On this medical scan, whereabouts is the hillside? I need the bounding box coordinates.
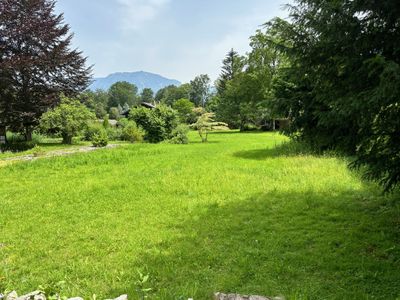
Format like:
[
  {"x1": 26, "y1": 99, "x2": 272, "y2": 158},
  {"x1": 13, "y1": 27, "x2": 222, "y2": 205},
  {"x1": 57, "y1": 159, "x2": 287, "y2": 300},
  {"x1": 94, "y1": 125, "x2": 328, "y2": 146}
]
[{"x1": 89, "y1": 71, "x2": 181, "y2": 92}]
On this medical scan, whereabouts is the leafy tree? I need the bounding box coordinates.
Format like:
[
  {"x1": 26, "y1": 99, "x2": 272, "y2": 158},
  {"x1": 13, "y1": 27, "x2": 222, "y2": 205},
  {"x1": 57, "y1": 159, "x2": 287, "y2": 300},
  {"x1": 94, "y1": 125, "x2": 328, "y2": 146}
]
[
  {"x1": 219, "y1": 72, "x2": 268, "y2": 130},
  {"x1": 173, "y1": 98, "x2": 195, "y2": 124},
  {"x1": 272, "y1": 0, "x2": 400, "y2": 191},
  {"x1": 141, "y1": 88, "x2": 154, "y2": 103},
  {"x1": 0, "y1": 0, "x2": 91, "y2": 141},
  {"x1": 155, "y1": 84, "x2": 191, "y2": 106},
  {"x1": 40, "y1": 96, "x2": 95, "y2": 144},
  {"x1": 108, "y1": 81, "x2": 139, "y2": 108},
  {"x1": 190, "y1": 112, "x2": 228, "y2": 143},
  {"x1": 190, "y1": 75, "x2": 211, "y2": 107}
]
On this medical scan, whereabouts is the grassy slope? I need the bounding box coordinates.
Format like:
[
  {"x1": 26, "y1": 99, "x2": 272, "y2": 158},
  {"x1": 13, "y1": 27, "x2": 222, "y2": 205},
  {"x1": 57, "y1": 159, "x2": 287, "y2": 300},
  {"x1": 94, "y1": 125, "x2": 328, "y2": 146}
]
[{"x1": 0, "y1": 132, "x2": 399, "y2": 299}]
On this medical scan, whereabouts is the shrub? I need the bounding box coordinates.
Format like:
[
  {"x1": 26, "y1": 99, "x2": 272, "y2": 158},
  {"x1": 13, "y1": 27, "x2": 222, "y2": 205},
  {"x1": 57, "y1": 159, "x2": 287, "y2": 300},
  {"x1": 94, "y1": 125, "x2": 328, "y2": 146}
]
[
  {"x1": 121, "y1": 121, "x2": 145, "y2": 143},
  {"x1": 129, "y1": 105, "x2": 179, "y2": 143},
  {"x1": 32, "y1": 145, "x2": 45, "y2": 157},
  {"x1": 84, "y1": 122, "x2": 103, "y2": 141},
  {"x1": 116, "y1": 118, "x2": 130, "y2": 129},
  {"x1": 167, "y1": 124, "x2": 189, "y2": 144},
  {"x1": 91, "y1": 129, "x2": 108, "y2": 147},
  {"x1": 106, "y1": 126, "x2": 122, "y2": 141},
  {"x1": 40, "y1": 96, "x2": 96, "y2": 144}
]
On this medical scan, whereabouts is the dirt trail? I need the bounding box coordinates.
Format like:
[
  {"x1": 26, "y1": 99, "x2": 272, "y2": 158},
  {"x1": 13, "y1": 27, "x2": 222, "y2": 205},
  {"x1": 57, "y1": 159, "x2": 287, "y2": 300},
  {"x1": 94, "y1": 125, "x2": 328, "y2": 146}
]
[{"x1": 0, "y1": 144, "x2": 119, "y2": 166}]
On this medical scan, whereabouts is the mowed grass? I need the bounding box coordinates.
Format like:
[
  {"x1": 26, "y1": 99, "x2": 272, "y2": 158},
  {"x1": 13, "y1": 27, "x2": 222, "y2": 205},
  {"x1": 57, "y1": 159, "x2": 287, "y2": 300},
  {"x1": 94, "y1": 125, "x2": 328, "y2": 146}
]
[{"x1": 0, "y1": 132, "x2": 399, "y2": 299}]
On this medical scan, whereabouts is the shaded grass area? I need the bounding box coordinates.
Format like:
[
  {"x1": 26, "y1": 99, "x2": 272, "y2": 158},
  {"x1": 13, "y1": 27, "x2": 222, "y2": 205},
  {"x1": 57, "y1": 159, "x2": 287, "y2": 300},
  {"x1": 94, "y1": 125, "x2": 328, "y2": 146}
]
[{"x1": 0, "y1": 132, "x2": 399, "y2": 299}]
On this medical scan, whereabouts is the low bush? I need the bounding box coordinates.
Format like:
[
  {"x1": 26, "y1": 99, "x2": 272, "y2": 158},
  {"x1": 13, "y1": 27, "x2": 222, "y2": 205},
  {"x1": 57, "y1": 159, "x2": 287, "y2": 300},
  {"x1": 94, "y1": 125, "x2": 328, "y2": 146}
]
[
  {"x1": 121, "y1": 121, "x2": 145, "y2": 143},
  {"x1": 167, "y1": 124, "x2": 189, "y2": 144},
  {"x1": 84, "y1": 123, "x2": 104, "y2": 141},
  {"x1": 92, "y1": 129, "x2": 109, "y2": 147},
  {"x1": 106, "y1": 126, "x2": 122, "y2": 141},
  {"x1": 32, "y1": 145, "x2": 45, "y2": 157}
]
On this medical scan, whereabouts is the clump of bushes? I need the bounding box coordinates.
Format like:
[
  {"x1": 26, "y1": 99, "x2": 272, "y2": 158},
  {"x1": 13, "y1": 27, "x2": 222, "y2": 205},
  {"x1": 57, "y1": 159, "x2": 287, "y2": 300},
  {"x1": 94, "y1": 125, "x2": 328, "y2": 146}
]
[
  {"x1": 84, "y1": 122, "x2": 109, "y2": 147},
  {"x1": 129, "y1": 105, "x2": 179, "y2": 143},
  {"x1": 167, "y1": 124, "x2": 189, "y2": 144},
  {"x1": 91, "y1": 129, "x2": 108, "y2": 147},
  {"x1": 121, "y1": 121, "x2": 145, "y2": 143}
]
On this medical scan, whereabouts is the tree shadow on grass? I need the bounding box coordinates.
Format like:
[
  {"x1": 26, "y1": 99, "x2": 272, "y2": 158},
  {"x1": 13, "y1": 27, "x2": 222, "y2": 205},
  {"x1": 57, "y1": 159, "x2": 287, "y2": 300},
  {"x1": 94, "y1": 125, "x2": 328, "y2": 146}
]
[
  {"x1": 233, "y1": 141, "x2": 321, "y2": 160},
  {"x1": 107, "y1": 189, "x2": 400, "y2": 299}
]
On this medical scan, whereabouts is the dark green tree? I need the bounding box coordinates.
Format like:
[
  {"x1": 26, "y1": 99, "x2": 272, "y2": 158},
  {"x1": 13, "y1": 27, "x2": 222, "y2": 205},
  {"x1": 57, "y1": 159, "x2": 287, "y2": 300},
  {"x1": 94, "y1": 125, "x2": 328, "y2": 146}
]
[
  {"x1": 0, "y1": 0, "x2": 91, "y2": 142},
  {"x1": 108, "y1": 81, "x2": 139, "y2": 109},
  {"x1": 216, "y1": 49, "x2": 245, "y2": 96},
  {"x1": 155, "y1": 84, "x2": 191, "y2": 106},
  {"x1": 140, "y1": 88, "x2": 154, "y2": 103}
]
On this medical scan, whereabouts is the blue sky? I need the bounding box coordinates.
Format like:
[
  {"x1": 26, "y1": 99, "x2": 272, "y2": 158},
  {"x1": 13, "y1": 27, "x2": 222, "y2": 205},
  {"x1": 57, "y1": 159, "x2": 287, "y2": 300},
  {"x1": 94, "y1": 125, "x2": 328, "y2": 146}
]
[{"x1": 55, "y1": 0, "x2": 291, "y2": 83}]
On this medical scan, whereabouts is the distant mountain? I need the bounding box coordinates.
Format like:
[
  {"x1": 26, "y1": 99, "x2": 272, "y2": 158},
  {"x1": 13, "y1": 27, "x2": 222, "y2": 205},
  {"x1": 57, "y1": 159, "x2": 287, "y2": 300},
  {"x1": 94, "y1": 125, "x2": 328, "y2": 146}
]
[{"x1": 89, "y1": 71, "x2": 181, "y2": 92}]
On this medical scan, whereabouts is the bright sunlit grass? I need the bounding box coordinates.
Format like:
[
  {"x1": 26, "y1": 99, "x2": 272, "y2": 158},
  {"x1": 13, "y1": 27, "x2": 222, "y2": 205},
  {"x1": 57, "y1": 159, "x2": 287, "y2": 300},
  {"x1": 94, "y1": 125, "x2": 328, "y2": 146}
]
[{"x1": 0, "y1": 132, "x2": 399, "y2": 299}]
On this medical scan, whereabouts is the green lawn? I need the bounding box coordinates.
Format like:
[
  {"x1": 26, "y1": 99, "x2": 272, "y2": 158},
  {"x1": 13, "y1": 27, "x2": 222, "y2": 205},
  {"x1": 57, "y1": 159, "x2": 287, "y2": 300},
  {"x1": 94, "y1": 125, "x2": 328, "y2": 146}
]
[{"x1": 0, "y1": 132, "x2": 399, "y2": 299}]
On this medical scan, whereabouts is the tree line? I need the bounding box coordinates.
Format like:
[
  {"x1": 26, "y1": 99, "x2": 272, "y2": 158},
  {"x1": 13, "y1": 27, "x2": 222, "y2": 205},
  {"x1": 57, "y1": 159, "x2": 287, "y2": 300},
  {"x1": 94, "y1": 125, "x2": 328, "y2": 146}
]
[{"x1": 207, "y1": 0, "x2": 399, "y2": 191}]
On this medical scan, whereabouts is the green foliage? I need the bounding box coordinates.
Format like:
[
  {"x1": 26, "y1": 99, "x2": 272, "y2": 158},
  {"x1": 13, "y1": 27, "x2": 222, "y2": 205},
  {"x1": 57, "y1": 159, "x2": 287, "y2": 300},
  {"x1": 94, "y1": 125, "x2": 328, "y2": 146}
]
[
  {"x1": 134, "y1": 271, "x2": 152, "y2": 300},
  {"x1": 102, "y1": 116, "x2": 110, "y2": 128},
  {"x1": 189, "y1": 75, "x2": 211, "y2": 107},
  {"x1": 172, "y1": 98, "x2": 195, "y2": 124},
  {"x1": 215, "y1": 49, "x2": 245, "y2": 96},
  {"x1": 129, "y1": 105, "x2": 179, "y2": 143},
  {"x1": 270, "y1": 0, "x2": 400, "y2": 191},
  {"x1": 167, "y1": 124, "x2": 189, "y2": 144},
  {"x1": 32, "y1": 145, "x2": 45, "y2": 157},
  {"x1": 190, "y1": 112, "x2": 228, "y2": 142},
  {"x1": 79, "y1": 90, "x2": 108, "y2": 118},
  {"x1": 91, "y1": 129, "x2": 108, "y2": 148},
  {"x1": 40, "y1": 96, "x2": 96, "y2": 144},
  {"x1": 140, "y1": 88, "x2": 154, "y2": 103},
  {"x1": 155, "y1": 84, "x2": 191, "y2": 106},
  {"x1": 84, "y1": 123, "x2": 103, "y2": 141},
  {"x1": 105, "y1": 126, "x2": 122, "y2": 141},
  {"x1": 121, "y1": 121, "x2": 145, "y2": 143},
  {"x1": 218, "y1": 72, "x2": 268, "y2": 130},
  {"x1": 214, "y1": 31, "x2": 286, "y2": 130},
  {"x1": 108, "y1": 81, "x2": 139, "y2": 108},
  {"x1": 109, "y1": 107, "x2": 120, "y2": 120}
]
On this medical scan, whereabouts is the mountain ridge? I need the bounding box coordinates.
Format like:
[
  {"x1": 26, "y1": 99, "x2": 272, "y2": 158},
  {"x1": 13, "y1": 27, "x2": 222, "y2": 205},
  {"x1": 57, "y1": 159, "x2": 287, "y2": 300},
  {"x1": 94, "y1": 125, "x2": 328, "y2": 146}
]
[{"x1": 89, "y1": 71, "x2": 181, "y2": 92}]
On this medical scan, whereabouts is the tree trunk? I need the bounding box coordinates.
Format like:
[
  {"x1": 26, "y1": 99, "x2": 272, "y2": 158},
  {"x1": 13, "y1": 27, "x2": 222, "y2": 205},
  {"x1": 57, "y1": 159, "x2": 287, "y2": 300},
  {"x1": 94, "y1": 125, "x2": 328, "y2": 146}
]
[
  {"x1": 0, "y1": 125, "x2": 6, "y2": 145},
  {"x1": 272, "y1": 119, "x2": 276, "y2": 131},
  {"x1": 25, "y1": 126, "x2": 33, "y2": 142}
]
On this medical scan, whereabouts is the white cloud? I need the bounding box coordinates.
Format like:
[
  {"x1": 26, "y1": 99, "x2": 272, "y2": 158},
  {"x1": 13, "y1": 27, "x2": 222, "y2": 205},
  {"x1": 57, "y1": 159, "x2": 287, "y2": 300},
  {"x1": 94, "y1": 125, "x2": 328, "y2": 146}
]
[{"x1": 116, "y1": 0, "x2": 170, "y2": 31}]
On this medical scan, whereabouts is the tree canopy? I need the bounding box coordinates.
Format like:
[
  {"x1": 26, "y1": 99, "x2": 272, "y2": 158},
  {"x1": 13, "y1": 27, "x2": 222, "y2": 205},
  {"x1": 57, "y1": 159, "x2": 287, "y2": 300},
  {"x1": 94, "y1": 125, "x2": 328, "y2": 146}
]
[{"x1": 108, "y1": 81, "x2": 139, "y2": 109}]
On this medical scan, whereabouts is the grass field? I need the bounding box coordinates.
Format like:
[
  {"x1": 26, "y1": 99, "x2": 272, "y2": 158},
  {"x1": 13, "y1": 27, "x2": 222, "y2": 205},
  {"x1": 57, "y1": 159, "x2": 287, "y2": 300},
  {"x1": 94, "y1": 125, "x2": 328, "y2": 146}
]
[{"x1": 0, "y1": 132, "x2": 399, "y2": 299}]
